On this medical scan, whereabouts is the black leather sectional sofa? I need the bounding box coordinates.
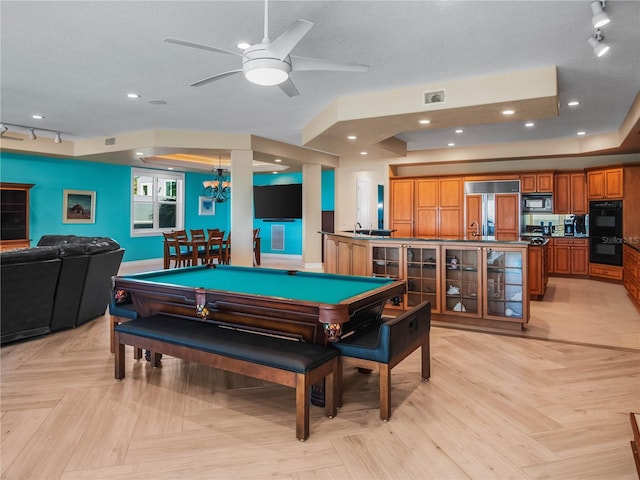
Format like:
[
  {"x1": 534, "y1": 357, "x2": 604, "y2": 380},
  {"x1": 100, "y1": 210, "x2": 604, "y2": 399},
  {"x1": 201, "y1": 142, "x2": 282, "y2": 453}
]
[{"x1": 1, "y1": 235, "x2": 124, "y2": 344}]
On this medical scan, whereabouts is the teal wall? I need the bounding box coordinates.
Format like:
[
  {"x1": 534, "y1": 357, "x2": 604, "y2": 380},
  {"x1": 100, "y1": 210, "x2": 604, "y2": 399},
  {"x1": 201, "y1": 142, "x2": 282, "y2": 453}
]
[
  {"x1": 0, "y1": 152, "x2": 335, "y2": 261},
  {"x1": 0, "y1": 152, "x2": 229, "y2": 261}
]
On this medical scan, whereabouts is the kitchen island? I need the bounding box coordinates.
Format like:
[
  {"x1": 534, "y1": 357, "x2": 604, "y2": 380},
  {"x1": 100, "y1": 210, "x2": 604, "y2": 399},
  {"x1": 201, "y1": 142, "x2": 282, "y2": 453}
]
[{"x1": 322, "y1": 232, "x2": 530, "y2": 331}]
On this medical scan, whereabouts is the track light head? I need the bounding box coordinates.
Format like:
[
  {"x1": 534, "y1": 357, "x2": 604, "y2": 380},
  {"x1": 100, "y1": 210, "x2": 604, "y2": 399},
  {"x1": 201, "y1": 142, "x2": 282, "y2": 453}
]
[
  {"x1": 54, "y1": 132, "x2": 62, "y2": 144},
  {"x1": 29, "y1": 128, "x2": 37, "y2": 140},
  {"x1": 590, "y1": 1, "x2": 610, "y2": 29},
  {"x1": 588, "y1": 29, "x2": 610, "y2": 57}
]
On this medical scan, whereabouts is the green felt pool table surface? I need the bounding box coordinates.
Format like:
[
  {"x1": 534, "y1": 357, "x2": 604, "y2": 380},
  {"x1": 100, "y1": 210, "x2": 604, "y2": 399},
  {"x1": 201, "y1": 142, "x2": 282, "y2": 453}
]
[{"x1": 121, "y1": 265, "x2": 397, "y2": 305}]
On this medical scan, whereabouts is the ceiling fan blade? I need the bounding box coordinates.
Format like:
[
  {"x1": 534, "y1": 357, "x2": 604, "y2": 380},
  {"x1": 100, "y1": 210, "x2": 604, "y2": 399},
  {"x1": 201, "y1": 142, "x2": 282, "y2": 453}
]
[
  {"x1": 290, "y1": 55, "x2": 369, "y2": 73},
  {"x1": 266, "y1": 20, "x2": 313, "y2": 60},
  {"x1": 164, "y1": 37, "x2": 241, "y2": 57},
  {"x1": 278, "y1": 78, "x2": 300, "y2": 97},
  {"x1": 190, "y1": 70, "x2": 243, "y2": 87}
]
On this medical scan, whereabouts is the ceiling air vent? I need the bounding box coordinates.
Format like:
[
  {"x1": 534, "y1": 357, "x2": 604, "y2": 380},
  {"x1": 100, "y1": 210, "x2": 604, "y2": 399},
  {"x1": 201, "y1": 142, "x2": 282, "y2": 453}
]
[
  {"x1": 105, "y1": 137, "x2": 116, "y2": 146},
  {"x1": 423, "y1": 90, "x2": 446, "y2": 105}
]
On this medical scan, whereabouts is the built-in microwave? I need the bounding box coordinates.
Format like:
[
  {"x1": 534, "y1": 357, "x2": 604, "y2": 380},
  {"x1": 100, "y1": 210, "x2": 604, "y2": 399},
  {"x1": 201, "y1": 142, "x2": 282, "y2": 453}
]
[{"x1": 522, "y1": 194, "x2": 553, "y2": 213}]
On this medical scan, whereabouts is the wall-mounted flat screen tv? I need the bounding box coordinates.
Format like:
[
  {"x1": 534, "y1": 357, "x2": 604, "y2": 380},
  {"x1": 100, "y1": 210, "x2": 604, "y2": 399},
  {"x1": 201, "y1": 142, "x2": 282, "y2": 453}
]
[{"x1": 253, "y1": 184, "x2": 302, "y2": 219}]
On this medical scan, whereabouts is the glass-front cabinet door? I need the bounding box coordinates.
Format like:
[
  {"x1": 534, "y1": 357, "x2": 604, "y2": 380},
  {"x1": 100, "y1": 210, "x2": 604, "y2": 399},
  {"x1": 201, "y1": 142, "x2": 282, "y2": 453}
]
[
  {"x1": 405, "y1": 245, "x2": 440, "y2": 313},
  {"x1": 371, "y1": 244, "x2": 403, "y2": 308},
  {"x1": 484, "y1": 247, "x2": 527, "y2": 322},
  {"x1": 442, "y1": 247, "x2": 481, "y2": 317}
]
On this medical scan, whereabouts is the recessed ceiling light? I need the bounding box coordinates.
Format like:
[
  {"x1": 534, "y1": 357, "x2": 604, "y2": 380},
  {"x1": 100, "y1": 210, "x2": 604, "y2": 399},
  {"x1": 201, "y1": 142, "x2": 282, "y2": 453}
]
[
  {"x1": 236, "y1": 42, "x2": 251, "y2": 50},
  {"x1": 135, "y1": 151, "x2": 144, "y2": 156},
  {"x1": 455, "y1": 129, "x2": 463, "y2": 134},
  {"x1": 127, "y1": 93, "x2": 141, "y2": 99},
  {"x1": 272, "y1": 171, "x2": 278, "y2": 174},
  {"x1": 360, "y1": 151, "x2": 368, "y2": 155},
  {"x1": 418, "y1": 119, "x2": 431, "y2": 125},
  {"x1": 167, "y1": 167, "x2": 174, "y2": 170},
  {"x1": 347, "y1": 135, "x2": 357, "y2": 140},
  {"x1": 274, "y1": 158, "x2": 282, "y2": 163},
  {"x1": 525, "y1": 122, "x2": 535, "y2": 127},
  {"x1": 502, "y1": 109, "x2": 515, "y2": 115},
  {"x1": 448, "y1": 143, "x2": 455, "y2": 147},
  {"x1": 32, "y1": 114, "x2": 44, "y2": 119},
  {"x1": 577, "y1": 131, "x2": 586, "y2": 136},
  {"x1": 567, "y1": 101, "x2": 580, "y2": 107}
]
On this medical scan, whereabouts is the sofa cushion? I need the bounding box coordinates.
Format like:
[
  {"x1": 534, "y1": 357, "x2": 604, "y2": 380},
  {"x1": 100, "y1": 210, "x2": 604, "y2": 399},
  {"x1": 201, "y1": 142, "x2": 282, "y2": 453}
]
[{"x1": 0, "y1": 246, "x2": 60, "y2": 265}]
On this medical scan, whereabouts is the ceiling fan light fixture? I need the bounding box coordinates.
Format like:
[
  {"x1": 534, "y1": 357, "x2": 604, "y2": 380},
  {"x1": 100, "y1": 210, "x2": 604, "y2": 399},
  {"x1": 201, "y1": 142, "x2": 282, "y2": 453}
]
[{"x1": 244, "y1": 58, "x2": 290, "y2": 86}]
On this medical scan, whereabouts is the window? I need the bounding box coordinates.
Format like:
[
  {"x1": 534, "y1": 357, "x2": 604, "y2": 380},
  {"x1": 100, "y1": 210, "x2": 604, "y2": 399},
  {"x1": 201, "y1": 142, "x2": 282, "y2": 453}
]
[{"x1": 131, "y1": 168, "x2": 184, "y2": 236}]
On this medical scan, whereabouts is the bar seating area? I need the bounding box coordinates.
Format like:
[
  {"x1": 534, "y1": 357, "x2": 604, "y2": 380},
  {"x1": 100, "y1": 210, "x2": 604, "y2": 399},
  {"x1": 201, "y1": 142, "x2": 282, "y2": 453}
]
[{"x1": 162, "y1": 228, "x2": 261, "y2": 269}]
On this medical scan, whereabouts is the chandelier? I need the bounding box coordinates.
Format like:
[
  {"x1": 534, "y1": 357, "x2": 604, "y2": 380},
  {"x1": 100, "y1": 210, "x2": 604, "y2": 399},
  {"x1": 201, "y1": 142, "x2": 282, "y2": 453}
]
[{"x1": 202, "y1": 157, "x2": 231, "y2": 203}]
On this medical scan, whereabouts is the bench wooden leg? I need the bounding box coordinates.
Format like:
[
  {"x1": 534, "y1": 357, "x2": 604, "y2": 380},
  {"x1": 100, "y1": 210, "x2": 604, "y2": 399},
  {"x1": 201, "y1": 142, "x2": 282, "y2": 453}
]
[
  {"x1": 379, "y1": 363, "x2": 391, "y2": 421},
  {"x1": 150, "y1": 351, "x2": 162, "y2": 368},
  {"x1": 115, "y1": 335, "x2": 125, "y2": 380},
  {"x1": 336, "y1": 357, "x2": 344, "y2": 408},
  {"x1": 421, "y1": 337, "x2": 430, "y2": 380},
  {"x1": 295, "y1": 372, "x2": 310, "y2": 441},
  {"x1": 325, "y1": 360, "x2": 338, "y2": 419}
]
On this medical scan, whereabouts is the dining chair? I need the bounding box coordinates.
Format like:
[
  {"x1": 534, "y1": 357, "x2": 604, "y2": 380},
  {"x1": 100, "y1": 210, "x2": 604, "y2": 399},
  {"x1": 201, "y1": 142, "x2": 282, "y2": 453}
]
[
  {"x1": 190, "y1": 229, "x2": 207, "y2": 265},
  {"x1": 205, "y1": 230, "x2": 225, "y2": 265},
  {"x1": 222, "y1": 231, "x2": 231, "y2": 264},
  {"x1": 163, "y1": 231, "x2": 191, "y2": 268},
  {"x1": 253, "y1": 228, "x2": 261, "y2": 266}
]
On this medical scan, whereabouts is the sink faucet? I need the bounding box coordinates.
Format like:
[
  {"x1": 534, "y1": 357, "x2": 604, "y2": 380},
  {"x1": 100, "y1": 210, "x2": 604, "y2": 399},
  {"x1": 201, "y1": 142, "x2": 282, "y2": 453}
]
[
  {"x1": 470, "y1": 221, "x2": 480, "y2": 238},
  {"x1": 354, "y1": 222, "x2": 361, "y2": 235}
]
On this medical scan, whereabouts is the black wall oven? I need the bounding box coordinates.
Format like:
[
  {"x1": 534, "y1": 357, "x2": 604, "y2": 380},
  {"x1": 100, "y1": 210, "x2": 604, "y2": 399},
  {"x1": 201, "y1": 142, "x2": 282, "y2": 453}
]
[{"x1": 589, "y1": 200, "x2": 623, "y2": 266}]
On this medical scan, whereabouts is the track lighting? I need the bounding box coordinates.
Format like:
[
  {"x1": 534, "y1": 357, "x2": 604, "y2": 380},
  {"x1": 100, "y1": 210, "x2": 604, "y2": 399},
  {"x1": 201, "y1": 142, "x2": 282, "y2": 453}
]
[
  {"x1": 590, "y1": 1, "x2": 610, "y2": 29},
  {"x1": 0, "y1": 123, "x2": 65, "y2": 143},
  {"x1": 588, "y1": 29, "x2": 610, "y2": 57}
]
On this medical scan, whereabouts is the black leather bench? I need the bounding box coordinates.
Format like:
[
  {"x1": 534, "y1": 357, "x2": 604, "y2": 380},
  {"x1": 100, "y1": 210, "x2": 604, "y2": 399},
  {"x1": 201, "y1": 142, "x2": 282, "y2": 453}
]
[{"x1": 114, "y1": 314, "x2": 338, "y2": 441}]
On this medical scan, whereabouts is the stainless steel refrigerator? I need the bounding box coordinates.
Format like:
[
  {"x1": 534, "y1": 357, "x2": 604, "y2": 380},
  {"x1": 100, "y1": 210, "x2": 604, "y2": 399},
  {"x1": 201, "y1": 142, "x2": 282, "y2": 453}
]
[{"x1": 464, "y1": 181, "x2": 520, "y2": 240}]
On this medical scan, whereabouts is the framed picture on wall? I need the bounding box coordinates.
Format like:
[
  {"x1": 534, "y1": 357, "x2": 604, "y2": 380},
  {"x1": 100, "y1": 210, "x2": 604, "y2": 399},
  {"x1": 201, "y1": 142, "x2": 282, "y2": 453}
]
[
  {"x1": 198, "y1": 196, "x2": 215, "y2": 216},
  {"x1": 62, "y1": 189, "x2": 96, "y2": 224}
]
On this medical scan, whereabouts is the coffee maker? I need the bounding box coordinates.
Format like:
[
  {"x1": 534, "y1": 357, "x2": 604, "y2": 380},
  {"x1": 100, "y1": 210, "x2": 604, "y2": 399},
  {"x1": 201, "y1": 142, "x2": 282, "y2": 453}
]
[
  {"x1": 574, "y1": 214, "x2": 587, "y2": 235},
  {"x1": 564, "y1": 218, "x2": 574, "y2": 236}
]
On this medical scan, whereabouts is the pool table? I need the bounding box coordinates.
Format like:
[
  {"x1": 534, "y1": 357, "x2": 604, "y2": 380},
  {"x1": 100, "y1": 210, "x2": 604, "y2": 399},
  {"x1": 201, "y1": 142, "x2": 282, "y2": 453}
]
[{"x1": 113, "y1": 264, "x2": 405, "y2": 344}]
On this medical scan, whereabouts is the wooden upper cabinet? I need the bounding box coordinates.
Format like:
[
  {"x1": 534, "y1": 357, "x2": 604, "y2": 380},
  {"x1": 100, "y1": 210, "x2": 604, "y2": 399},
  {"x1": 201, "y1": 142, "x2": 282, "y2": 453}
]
[
  {"x1": 390, "y1": 179, "x2": 414, "y2": 236},
  {"x1": 495, "y1": 193, "x2": 519, "y2": 241},
  {"x1": 587, "y1": 167, "x2": 623, "y2": 199},
  {"x1": 415, "y1": 177, "x2": 463, "y2": 240},
  {"x1": 520, "y1": 172, "x2": 554, "y2": 193},
  {"x1": 439, "y1": 178, "x2": 462, "y2": 207},
  {"x1": 554, "y1": 172, "x2": 587, "y2": 214}
]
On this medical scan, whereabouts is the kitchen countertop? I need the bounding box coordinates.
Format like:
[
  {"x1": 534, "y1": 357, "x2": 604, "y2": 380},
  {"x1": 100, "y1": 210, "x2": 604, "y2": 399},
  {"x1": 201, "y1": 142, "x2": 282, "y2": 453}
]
[
  {"x1": 321, "y1": 231, "x2": 529, "y2": 245},
  {"x1": 520, "y1": 233, "x2": 589, "y2": 239}
]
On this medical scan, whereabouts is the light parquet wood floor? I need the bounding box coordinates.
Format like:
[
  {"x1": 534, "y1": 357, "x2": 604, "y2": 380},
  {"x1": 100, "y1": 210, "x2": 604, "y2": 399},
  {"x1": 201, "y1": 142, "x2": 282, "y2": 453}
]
[{"x1": 2, "y1": 272, "x2": 639, "y2": 480}]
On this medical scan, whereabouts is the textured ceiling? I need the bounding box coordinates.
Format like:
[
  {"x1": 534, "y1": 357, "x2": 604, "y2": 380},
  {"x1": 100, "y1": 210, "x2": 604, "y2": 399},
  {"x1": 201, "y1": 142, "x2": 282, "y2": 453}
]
[{"x1": 1, "y1": 1, "x2": 639, "y2": 165}]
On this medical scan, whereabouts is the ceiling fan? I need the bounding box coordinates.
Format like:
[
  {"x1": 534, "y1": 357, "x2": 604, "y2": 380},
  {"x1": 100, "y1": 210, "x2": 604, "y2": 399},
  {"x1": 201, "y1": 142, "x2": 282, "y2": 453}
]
[{"x1": 164, "y1": 0, "x2": 368, "y2": 97}]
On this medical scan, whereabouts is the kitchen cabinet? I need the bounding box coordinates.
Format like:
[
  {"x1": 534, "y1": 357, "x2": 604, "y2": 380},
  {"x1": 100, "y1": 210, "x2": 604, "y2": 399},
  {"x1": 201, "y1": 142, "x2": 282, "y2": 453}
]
[
  {"x1": 0, "y1": 183, "x2": 34, "y2": 251},
  {"x1": 623, "y1": 243, "x2": 640, "y2": 307},
  {"x1": 495, "y1": 194, "x2": 519, "y2": 240},
  {"x1": 390, "y1": 179, "x2": 414, "y2": 237},
  {"x1": 323, "y1": 235, "x2": 370, "y2": 276},
  {"x1": 322, "y1": 233, "x2": 530, "y2": 329},
  {"x1": 484, "y1": 247, "x2": 526, "y2": 321},
  {"x1": 442, "y1": 246, "x2": 481, "y2": 317},
  {"x1": 587, "y1": 167, "x2": 624, "y2": 200},
  {"x1": 414, "y1": 177, "x2": 463, "y2": 239},
  {"x1": 554, "y1": 172, "x2": 587, "y2": 214},
  {"x1": 405, "y1": 244, "x2": 441, "y2": 312},
  {"x1": 528, "y1": 242, "x2": 549, "y2": 300},
  {"x1": 552, "y1": 238, "x2": 589, "y2": 276},
  {"x1": 520, "y1": 172, "x2": 554, "y2": 193}
]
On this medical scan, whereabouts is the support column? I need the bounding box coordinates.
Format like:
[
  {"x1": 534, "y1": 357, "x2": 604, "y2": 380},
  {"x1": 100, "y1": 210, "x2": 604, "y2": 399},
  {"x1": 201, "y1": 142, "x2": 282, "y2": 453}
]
[
  {"x1": 302, "y1": 163, "x2": 322, "y2": 269},
  {"x1": 230, "y1": 149, "x2": 254, "y2": 267}
]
